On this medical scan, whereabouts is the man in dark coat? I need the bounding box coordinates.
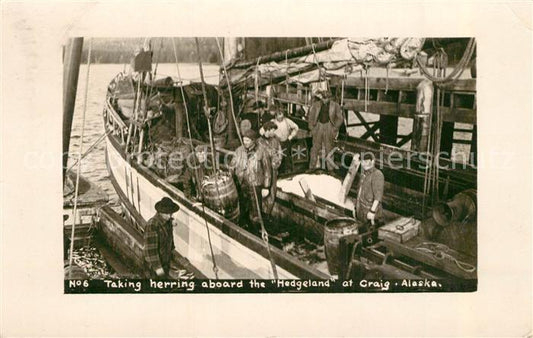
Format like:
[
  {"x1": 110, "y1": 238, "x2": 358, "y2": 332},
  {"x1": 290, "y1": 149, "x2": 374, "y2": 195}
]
[
  {"x1": 230, "y1": 128, "x2": 272, "y2": 226},
  {"x1": 355, "y1": 152, "x2": 384, "y2": 226},
  {"x1": 308, "y1": 89, "x2": 344, "y2": 171},
  {"x1": 257, "y1": 121, "x2": 283, "y2": 214},
  {"x1": 143, "y1": 197, "x2": 180, "y2": 278}
]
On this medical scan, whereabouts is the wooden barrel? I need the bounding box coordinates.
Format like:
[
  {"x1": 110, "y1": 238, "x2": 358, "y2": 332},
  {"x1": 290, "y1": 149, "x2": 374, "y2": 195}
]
[
  {"x1": 324, "y1": 217, "x2": 360, "y2": 275},
  {"x1": 201, "y1": 171, "x2": 240, "y2": 222}
]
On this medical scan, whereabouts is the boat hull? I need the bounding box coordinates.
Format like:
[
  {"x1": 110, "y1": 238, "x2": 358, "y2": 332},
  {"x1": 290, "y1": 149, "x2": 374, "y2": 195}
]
[{"x1": 104, "y1": 133, "x2": 327, "y2": 279}]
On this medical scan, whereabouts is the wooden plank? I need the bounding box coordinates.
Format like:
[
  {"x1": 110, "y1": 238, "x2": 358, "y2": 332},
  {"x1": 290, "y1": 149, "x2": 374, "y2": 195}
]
[
  {"x1": 93, "y1": 236, "x2": 139, "y2": 277},
  {"x1": 344, "y1": 100, "x2": 414, "y2": 118},
  {"x1": 396, "y1": 133, "x2": 413, "y2": 147},
  {"x1": 452, "y1": 139, "x2": 472, "y2": 145},
  {"x1": 354, "y1": 111, "x2": 379, "y2": 142},
  {"x1": 360, "y1": 122, "x2": 380, "y2": 140},
  {"x1": 106, "y1": 100, "x2": 128, "y2": 129},
  {"x1": 298, "y1": 177, "x2": 316, "y2": 202},
  {"x1": 343, "y1": 99, "x2": 476, "y2": 124},
  {"x1": 440, "y1": 106, "x2": 476, "y2": 124},
  {"x1": 331, "y1": 77, "x2": 476, "y2": 93},
  {"x1": 335, "y1": 137, "x2": 477, "y2": 192},
  {"x1": 339, "y1": 154, "x2": 360, "y2": 203},
  {"x1": 454, "y1": 128, "x2": 474, "y2": 133}
]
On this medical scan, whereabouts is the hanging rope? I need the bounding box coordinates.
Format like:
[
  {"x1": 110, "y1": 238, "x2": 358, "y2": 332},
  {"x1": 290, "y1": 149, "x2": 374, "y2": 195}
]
[
  {"x1": 254, "y1": 58, "x2": 260, "y2": 104},
  {"x1": 215, "y1": 37, "x2": 278, "y2": 280},
  {"x1": 66, "y1": 129, "x2": 113, "y2": 173},
  {"x1": 417, "y1": 38, "x2": 476, "y2": 84},
  {"x1": 422, "y1": 46, "x2": 450, "y2": 210},
  {"x1": 68, "y1": 38, "x2": 92, "y2": 278},
  {"x1": 172, "y1": 38, "x2": 219, "y2": 279},
  {"x1": 364, "y1": 65, "x2": 369, "y2": 113},
  {"x1": 310, "y1": 41, "x2": 325, "y2": 85}
]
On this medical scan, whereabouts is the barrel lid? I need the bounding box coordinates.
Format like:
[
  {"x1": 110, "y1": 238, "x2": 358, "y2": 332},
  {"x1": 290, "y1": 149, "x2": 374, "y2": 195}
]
[{"x1": 325, "y1": 217, "x2": 359, "y2": 228}]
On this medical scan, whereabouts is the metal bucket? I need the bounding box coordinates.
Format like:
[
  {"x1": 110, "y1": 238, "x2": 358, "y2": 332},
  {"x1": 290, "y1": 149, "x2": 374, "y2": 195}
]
[
  {"x1": 432, "y1": 189, "x2": 477, "y2": 226},
  {"x1": 324, "y1": 217, "x2": 360, "y2": 275}
]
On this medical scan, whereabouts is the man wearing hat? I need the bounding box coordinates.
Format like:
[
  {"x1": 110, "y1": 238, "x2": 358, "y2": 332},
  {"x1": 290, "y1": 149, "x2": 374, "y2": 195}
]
[
  {"x1": 354, "y1": 152, "x2": 384, "y2": 226},
  {"x1": 258, "y1": 121, "x2": 283, "y2": 214},
  {"x1": 231, "y1": 128, "x2": 272, "y2": 226},
  {"x1": 143, "y1": 197, "x2": 180, "y2": 278},
  {"x1": 308, "y1": 89, "x2": 344, "y2": 171}
]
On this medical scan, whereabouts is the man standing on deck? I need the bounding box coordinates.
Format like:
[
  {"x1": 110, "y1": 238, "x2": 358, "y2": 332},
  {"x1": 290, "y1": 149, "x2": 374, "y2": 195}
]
[
  {"x1": 143, "y1": 197, "x2": 180, "y2": 278},
  {"x1": 308, "y1": 89, "x2": 344, "y2": 171},
  {"x1": 354, "y1": 152, "x2": 385, "y2": 226},
  {"x1": 231, "y1": 129, "x2": 272, "y2": 227},
  {"x1": 258, "y1": 121, "x2": 283, "y2": 214}
]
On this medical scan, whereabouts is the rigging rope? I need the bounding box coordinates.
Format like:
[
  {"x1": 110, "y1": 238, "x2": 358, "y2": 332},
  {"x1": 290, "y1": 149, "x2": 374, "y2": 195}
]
[
  {"x1": 66, "y1": 129, "x2": 113, "y2": 173},
  {"x1": 254, "y1": 58, "x2": 260, "y2": 105},
  {"x1": 215, "y1": 37, "x2": 279, "y2": 280},
  {"x1": 310, "y1": 42, "x2": 322, "y2": 82},
  {"x1": 422, "y1": 46, "x2": 451, "y2": 210},
  {"x1": 364, "y1": 65, "x2": 369, "y2": 113},
  {"x1": 172, "y1": 38, "x2": 219, "y2": 279},
  {"x1": 415, "y1": 242, "x2": 476, "y2": 273},
  {"x1": 68, "y1": 38, "x2": 92, "y2": 279}
]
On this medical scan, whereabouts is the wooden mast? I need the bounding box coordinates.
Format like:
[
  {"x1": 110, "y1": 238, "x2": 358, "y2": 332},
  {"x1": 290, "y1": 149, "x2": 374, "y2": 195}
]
[
  {"x1": 230, "y1": 38, "x2": 338, "y2": 69},
  {"x1": 221, "y1": 38, "x2": 240, "y2": 143},
  {"x1": 63, "y1": 37, "x2": 84, "y2": 183}
]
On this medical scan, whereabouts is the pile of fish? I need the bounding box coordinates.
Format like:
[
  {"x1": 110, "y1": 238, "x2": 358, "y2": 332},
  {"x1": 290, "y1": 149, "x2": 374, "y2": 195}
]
[
  {"x1": 169, "y1": 260, "x2": 195, "y2": 280},
  {"x1": 70, "y1": 246, "x2": 118, "y2": 279},
  {"x1": 169, "y1": 269, "x2": 195, "y2": 280},
  {"x1": 283, "y1": 239, "x2": 326, "y2": 266}
]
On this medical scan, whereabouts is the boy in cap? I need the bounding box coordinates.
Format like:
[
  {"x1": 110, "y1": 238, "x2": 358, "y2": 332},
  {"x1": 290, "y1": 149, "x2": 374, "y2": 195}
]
[
  {"x1": 308, "y1": 89, "x2": 344, "y2": 171},
  {"x1": 231, "y1": 128, "x2": 272, "y2": 227},
  {"x1": 143, "y1": 197, "x2": 180, "y2": 278},
  {"x1": 260, "y1": 108, "x2": 299, "y2": 173}
]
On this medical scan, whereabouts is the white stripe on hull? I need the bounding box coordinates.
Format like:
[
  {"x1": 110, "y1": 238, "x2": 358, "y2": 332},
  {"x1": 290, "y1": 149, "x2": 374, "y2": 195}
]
[{"x1": 106, "y1": 137, "x2": 297, "y2": 279}]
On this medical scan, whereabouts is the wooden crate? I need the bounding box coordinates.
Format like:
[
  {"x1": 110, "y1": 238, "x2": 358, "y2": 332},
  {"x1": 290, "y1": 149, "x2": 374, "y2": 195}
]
[{"x1": 378, "y1": 217, "x2": 420, "y2": 243}]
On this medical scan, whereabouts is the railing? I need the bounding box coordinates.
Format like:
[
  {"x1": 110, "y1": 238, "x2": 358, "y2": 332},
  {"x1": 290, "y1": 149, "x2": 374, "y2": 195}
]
[{"x1": 104, "y1": 97, "x2": 128, "y2": 144}]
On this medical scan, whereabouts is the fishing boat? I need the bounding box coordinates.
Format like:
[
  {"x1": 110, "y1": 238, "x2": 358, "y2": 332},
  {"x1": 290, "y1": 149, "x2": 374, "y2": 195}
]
[{"x1": 94, "y1": 37, "x2": 477, "y2": 281}]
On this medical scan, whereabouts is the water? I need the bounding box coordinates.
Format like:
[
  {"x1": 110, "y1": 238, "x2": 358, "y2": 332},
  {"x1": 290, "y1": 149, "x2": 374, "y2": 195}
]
[{"x1": 67, "y1": 63, "x2": 220, "y2": 207}]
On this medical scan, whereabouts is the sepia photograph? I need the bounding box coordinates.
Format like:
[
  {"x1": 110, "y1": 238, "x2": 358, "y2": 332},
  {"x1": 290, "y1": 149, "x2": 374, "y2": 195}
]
[
  {"x1": 2, "y1": 2, "x2": 531, "y2": 337},
  {"x1": 63, "y1": 36, "x2": 478, "y2": 292}
]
